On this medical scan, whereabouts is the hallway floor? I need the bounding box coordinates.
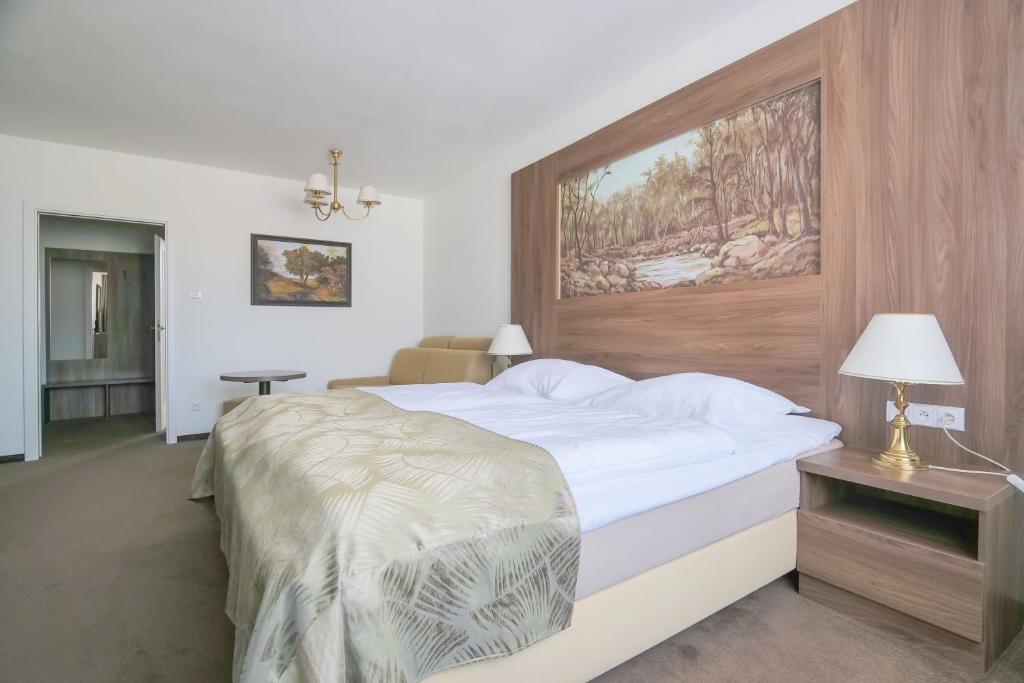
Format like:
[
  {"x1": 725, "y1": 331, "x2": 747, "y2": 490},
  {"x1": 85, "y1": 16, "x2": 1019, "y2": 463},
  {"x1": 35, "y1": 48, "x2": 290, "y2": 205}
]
[{"x1": 41, "y1": 413, "x2": 158, "y2": 457}]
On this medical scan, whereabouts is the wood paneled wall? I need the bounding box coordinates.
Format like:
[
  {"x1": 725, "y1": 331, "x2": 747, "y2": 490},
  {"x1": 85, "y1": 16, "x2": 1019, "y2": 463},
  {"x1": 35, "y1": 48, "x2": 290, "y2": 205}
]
[
  {"x1": 512, "y1": 23, "x2": 827, "y2": 413},
  {"x1": 821, "y1": 0, "x2": 1024, "y2": 469},
  {"x1": 511, "y1": 0, "x2": 1024, "y2": 469}
]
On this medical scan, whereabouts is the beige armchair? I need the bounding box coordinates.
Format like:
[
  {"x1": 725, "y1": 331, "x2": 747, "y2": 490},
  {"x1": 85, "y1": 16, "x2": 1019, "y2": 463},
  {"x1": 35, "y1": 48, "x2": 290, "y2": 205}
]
[
  {"x1": 418, "y1": 335, "x2": 492, "y2": 352},
  {"x1": 327, "y1": 336, "x2": 493, "y2": 389},
  {"x1": 223, "y1": 337, "x2": 493, "y2": 415}
]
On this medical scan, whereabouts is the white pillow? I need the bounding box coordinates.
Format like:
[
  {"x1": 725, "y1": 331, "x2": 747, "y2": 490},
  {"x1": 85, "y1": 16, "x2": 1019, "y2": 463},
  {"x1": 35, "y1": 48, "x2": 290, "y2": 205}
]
[
  {"x1": 580, "y1": 372, "x2": 809, "y2": 428},
  {"x1": 486, "y1": 358, "x2": 634, "y2": 403}
]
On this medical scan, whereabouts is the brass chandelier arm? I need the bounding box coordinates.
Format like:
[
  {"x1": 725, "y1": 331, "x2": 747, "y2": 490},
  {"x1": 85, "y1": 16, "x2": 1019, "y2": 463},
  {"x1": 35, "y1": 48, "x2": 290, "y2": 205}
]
[
  {"x1": 313, "y1": 202, "x2": 334, "y2": 221},
  {"x1": 339, "y1": 204, "x2": 372, "y2": 222}
]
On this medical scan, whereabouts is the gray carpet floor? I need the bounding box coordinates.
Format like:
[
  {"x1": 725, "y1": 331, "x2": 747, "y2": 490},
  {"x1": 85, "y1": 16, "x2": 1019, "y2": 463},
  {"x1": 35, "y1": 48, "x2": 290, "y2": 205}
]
[{"x1": 1, "y1": 415, "x2": 1021, "y2": 682}]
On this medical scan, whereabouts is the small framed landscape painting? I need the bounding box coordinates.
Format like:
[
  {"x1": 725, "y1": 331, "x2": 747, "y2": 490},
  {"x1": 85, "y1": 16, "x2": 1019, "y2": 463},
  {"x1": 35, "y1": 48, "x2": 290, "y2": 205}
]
[
  {"x1": 559, "y1": 80, "x2": 821, "y2": 298},
  {"x1": 251, "y1": 234, "x2": 351, "y2": 306}
]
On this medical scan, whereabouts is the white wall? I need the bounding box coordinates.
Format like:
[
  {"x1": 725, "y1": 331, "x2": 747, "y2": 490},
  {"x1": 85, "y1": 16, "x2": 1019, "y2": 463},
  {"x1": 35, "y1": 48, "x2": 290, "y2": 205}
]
[
  {"x1": 41, "y1": 216, "x2": 160, "y2": 254},
  {"x1": 1, "y1": 134, "x2": 423, "y2": 455},
  {"x1": 422, "y1": 0, "x2": 853, "y2": 336}
]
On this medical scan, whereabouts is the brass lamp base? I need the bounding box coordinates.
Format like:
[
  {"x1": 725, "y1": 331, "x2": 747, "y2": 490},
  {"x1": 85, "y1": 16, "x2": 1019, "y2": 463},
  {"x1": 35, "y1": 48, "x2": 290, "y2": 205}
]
[
  {"x1": 873, "y1": 450, "x2": 928, "y2": 471},
  {"x1": 873, "y1": 381, "x2": 929, "y2": 471}
]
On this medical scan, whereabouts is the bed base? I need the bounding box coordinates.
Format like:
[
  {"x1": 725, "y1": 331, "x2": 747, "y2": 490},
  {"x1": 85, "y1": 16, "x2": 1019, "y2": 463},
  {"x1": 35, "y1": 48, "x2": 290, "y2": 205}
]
[{"x1": 427, "y1": 510, "x2": 797, "y2": 682}]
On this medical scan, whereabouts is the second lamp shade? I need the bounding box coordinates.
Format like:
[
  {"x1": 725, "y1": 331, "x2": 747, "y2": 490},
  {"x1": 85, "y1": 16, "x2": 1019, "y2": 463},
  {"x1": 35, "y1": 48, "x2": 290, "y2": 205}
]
[
  {"x1": 839, "y1": 314, "x2": 963, "y2": 385},
  {"x1": 488, "y1": 324, "x2": 533, "y2": 356}
]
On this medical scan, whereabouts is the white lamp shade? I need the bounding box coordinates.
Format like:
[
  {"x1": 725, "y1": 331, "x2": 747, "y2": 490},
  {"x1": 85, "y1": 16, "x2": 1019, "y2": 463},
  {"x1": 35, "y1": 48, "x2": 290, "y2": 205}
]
[
  {"x1": 488, "y1": 324, "x2": 533, "y2": 356},
  {"x1": 839, "y1": 314, "x2": 964, "y2": 385},
  {"x1": 357, "y1": 185, "x2": 381, "y2": 207},
  {"x1": 304, "y1": 173, "x2": 331, "y2": 195}
]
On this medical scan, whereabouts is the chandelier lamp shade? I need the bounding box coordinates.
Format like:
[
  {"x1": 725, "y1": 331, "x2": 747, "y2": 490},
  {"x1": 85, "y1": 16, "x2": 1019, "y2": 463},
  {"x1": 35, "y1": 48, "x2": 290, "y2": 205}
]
[{"x1": 303, "y1": 148, "x2": 381, "y2": 222}]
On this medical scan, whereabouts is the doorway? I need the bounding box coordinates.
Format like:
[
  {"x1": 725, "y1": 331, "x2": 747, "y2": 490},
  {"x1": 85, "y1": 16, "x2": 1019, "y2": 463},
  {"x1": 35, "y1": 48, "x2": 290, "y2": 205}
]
[{"x1": 22, "y1": 207, "x2": 173, "y2": 460}]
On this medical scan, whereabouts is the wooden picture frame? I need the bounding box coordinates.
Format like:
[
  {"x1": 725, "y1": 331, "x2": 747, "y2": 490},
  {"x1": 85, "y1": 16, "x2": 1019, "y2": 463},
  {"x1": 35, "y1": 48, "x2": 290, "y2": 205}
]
[
  {"x1": 251, "y1": 234, "x2": 352, "y2": 307},
  {"x1": 558, "y1": 81, "x2": 821, "y2": 299}
]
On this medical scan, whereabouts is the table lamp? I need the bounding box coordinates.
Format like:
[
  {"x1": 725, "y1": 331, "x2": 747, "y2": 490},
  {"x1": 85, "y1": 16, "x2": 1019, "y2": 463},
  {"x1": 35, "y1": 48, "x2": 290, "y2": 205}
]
[
  {"x1": 488, "y1": 324, "x2": 533, "y2": 372},
  {"x1": 839, "y1": 314, "x2": 964, "y2": 471}
]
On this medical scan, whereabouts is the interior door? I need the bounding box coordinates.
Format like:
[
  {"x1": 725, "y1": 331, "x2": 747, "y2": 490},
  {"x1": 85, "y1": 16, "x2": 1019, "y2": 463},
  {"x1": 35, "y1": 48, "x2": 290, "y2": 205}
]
[{"x1": 153, "y1": 234, "x2": 167, "y2": 432}]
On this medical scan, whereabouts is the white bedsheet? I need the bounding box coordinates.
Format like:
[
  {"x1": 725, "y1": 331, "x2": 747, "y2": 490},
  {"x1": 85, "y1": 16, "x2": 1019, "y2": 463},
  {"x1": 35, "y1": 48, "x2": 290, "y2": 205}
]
[{"x1": 363, "y1": 383, "x2": 841, "y2": 532}]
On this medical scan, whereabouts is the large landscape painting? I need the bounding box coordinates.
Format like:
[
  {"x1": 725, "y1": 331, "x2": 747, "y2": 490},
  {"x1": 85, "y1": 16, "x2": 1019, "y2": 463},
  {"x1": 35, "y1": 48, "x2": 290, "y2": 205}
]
[
  {"x1": 559, "y1": 81, "x2": 820, "y2": 298},
  {"x1": 251, "y1": 234, "x2": 351, "y2": 306}
]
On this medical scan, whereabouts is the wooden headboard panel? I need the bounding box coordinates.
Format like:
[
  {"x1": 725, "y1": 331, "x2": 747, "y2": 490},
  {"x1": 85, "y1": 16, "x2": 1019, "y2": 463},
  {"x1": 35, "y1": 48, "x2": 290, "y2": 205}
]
[
  {"x1": 511, "y1": 24, "x2": 825, "y2": 413},
  {"x1": 511, "y1": 0, "x2": 1024, "y2": 472}
]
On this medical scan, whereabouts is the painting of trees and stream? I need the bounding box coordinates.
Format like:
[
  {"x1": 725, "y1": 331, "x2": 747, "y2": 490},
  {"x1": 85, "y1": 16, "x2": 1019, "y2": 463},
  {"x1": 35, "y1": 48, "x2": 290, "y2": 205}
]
[
  {"x1": 559, "y1": 81, "x2": 820, "y2": 298},
  {"x1": 251, "y1": 234, "x2": 351, "y2": 306}
]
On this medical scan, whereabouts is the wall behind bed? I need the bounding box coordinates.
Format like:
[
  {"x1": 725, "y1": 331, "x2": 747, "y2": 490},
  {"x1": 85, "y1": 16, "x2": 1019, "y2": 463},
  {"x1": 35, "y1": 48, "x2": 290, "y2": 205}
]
[{"x1": 510, "y1": 0, "x2": 1024, "y2": 471}]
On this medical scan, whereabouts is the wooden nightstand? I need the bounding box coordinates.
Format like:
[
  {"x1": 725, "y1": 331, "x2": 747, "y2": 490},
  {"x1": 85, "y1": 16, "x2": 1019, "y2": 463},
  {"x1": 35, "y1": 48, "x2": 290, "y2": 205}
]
[{"x1": 797, "y1": 446, "x2": 1022, "y2": 672}]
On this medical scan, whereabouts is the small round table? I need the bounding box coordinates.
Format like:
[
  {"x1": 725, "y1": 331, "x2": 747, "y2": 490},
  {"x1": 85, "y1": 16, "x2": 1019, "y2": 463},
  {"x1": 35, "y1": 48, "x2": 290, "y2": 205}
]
[{"x1": 220, "y1": 370, "x2": 307, "y2": 395}]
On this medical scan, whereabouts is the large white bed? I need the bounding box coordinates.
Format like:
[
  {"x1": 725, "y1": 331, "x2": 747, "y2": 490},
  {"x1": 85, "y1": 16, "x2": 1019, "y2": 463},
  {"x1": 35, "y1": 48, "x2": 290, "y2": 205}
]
[
  {"x1": 362, "y1": 382, "x2": 841, "y2": 539},
  {"x1": 357, "y1": 378, "x2": 842, "y2": 681},
  {"x1": 200, "y1": 364, "x2": 842, "y2": 682}
]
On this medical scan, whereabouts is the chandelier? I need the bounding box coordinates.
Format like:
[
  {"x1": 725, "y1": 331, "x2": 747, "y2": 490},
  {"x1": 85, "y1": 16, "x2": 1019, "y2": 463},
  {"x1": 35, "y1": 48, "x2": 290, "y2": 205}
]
[{"x1": 303, "y1": 148, "x2": 381, "y2": 222}]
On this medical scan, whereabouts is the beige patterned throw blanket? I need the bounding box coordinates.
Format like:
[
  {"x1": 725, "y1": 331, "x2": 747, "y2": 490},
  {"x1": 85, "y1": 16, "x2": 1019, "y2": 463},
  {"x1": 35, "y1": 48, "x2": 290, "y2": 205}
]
[{"x1": 190, "y1": 389, "x2": 580, "y2": 683}]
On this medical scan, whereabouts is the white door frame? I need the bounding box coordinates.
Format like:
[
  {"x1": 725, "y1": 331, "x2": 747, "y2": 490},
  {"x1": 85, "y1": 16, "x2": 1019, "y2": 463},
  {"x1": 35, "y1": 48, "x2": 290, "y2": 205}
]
[
  {"x1": 22, "y1": 201, "x2": 177, "y2": 461},
  {"x1": 153, "y1": 233, "x2": 168, "y2": 433}
]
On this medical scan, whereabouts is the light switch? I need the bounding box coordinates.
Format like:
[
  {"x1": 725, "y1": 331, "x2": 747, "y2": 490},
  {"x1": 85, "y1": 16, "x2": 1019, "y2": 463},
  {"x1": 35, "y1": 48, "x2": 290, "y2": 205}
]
[{"x1": 188, "y1": 288, "x2": 202, "y2": 299}]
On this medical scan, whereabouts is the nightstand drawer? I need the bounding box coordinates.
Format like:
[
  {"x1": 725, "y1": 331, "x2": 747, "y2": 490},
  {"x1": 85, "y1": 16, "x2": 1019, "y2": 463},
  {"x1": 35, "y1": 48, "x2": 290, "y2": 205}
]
[{"x1": 798, "y1": 510, "x2": 984, "y2": 641}]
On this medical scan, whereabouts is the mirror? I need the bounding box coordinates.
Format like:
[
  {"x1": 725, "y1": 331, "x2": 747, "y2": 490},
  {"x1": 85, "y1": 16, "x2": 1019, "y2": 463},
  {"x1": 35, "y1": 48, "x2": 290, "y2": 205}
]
[{"x1": 49, "y1": 258, "x2": 109, "y2": 360}]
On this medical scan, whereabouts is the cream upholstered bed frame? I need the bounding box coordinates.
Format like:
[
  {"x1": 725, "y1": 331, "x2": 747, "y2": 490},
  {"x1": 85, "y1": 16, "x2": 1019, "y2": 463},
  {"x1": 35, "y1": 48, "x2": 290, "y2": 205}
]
[{"x1": 426, "y1": 510, "x2": 796, "y2": 683}]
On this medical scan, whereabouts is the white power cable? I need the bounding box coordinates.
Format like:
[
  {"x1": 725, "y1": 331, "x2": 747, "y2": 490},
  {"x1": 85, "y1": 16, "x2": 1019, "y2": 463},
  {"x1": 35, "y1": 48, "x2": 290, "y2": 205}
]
[
  {"x1": 930, "y1": 416, "x2": 1024, "y2": 493},
  {"x1": 940, "y1": 425, "x2": 1010, "y2": 472},
  {"x1": 929, "y1": 465, "x2": 1007, "y2": 477}
]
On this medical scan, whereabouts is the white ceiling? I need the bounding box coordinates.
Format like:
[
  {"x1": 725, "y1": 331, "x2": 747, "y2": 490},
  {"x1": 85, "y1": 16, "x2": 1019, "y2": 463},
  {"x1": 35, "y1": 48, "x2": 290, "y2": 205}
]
[{"x1": 0, "y1": 0, "x2": 763, "y2": 197}]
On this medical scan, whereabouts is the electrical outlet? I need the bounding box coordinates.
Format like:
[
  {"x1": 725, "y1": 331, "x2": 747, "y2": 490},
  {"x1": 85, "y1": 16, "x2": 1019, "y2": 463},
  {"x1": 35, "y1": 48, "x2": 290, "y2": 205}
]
[
  {"x1": 936, "y1": 405, "x2": 965, "y2": 431},
  {"x1": 910, "y1": 403, "x2": 936, "y2": 426},
  {"x1": 190, "y1": 402, "x2": 201, "y2": 412},
  {"x1": 886, "y1": 401, "x2": 964, "y2": 431},
  {"x1": 188, "y1": 288, "x2": 202, "y2": 299}
]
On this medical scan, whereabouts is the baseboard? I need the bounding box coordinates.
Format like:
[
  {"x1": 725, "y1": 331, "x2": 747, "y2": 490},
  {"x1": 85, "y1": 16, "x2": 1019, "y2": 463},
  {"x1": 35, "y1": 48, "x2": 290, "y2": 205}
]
[
  {"x1": 0, "y1": 453, "x2": 26, "y2": 464},
  {"x1": 177, "y1": 432, "x2": 210, "y2": 442}
]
